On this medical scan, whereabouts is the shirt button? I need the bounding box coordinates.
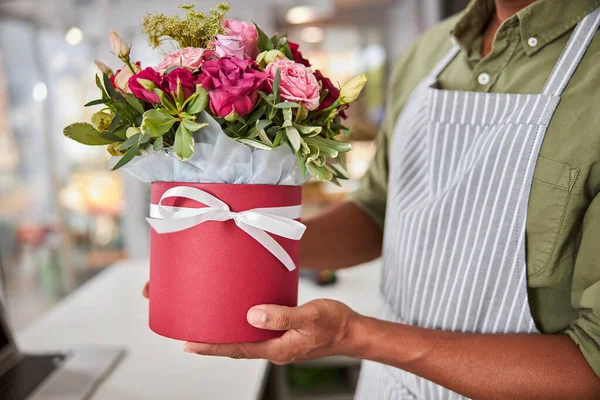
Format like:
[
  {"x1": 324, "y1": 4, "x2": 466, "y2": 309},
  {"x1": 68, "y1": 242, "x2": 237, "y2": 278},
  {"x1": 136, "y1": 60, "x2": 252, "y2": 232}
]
[
  {"x1": 527, "y1": 37, "x2": 538, "y2": 47},
  {"x1": 477, "y1": 72, "x2": 491, "y2": 85}
]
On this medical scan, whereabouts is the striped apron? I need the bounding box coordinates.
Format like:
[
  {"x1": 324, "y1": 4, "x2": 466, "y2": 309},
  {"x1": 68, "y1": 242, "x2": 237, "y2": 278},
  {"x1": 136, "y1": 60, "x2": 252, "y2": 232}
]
[{"x1": 355, "y1": 7, "x2": 600, "y2": 400}]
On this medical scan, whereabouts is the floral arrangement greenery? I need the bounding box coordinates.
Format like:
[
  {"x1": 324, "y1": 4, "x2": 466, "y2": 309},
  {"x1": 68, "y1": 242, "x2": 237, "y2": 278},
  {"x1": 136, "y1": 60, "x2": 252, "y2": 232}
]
[{"x1": 63, "y1": 3, "x2": 367, "y2": 182}]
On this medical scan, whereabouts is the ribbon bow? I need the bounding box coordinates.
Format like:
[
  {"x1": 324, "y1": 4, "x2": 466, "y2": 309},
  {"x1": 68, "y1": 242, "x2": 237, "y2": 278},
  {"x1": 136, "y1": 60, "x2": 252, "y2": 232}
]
[{"x1": 147, "y1": 186, "x2": 306, "y2": 271}]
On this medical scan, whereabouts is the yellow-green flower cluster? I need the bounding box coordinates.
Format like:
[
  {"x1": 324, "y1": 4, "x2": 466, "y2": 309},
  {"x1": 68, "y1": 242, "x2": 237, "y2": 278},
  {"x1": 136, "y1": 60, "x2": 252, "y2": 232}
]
[{"x1": 141, "y1": 2, "x2": 231, "y2": 49}]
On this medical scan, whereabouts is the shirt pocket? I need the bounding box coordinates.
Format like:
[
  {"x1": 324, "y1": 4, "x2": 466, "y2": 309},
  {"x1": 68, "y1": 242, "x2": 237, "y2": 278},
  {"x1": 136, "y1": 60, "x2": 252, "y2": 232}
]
[{"x1": 527, "y1": 156, "x2": 579, "y2": 276}]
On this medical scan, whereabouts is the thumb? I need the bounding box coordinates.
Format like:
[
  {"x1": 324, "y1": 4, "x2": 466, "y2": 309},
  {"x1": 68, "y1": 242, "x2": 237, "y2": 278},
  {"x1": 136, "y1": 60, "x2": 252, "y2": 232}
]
[{"x1": 247, "y1": 304, "x2": 315, "y2": 331}]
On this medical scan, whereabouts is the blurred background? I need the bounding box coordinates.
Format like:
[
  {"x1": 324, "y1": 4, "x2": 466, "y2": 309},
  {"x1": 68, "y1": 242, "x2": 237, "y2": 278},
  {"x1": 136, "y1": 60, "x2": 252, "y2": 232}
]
[{"x1": 0, "y1": 0, "x2": 468, "y2": 397}]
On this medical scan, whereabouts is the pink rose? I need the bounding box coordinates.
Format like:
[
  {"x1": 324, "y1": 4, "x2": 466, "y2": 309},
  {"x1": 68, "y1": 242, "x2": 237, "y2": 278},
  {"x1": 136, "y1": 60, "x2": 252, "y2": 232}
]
[
  {"x1": 212, "y1": 35, "x2": 246, "y2": 60},
  {"x1": 197, "y1": 57, "x2": 268, "y2": 117},
  {"x1": 156, "y1": 47, "x2": 208, "y2": 74},
  {"x1": 128, "y1": 67, "x2": 164, "y2": 104},
  {"x1": 224, "y1": 20, "x2": 259, "y2": 58},
  {"x1": 164, "y1": 68, "x2": 198, "y2": 100},
  {"x1": 265, "y1": 59, "x2": 320, "y2": 111}
]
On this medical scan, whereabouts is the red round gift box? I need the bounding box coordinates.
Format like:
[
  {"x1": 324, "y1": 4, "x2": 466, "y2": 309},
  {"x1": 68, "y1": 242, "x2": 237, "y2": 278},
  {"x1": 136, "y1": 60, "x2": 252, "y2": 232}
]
[{"x1": 149, "y1": 182, "x2": 301, "y2": 343}]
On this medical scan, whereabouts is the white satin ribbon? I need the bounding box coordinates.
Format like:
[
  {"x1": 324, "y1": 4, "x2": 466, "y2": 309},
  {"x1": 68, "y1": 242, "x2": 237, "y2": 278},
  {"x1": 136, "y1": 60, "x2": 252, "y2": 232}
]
[{"x1": 147, "y1": 186, "x2": 305, "y2": 271}]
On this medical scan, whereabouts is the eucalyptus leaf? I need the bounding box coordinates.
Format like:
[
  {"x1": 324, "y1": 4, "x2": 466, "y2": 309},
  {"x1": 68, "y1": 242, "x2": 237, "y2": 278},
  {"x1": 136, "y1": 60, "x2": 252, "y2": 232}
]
[
  {"x1": 119, "y1": 132, "x2": 141, "y2": 151},
  {"x1": 257, "y1": 128, "x2": 273, "y2": 146},
  {"x1": 141, "y1": 109, "x2": 177, "y2": 137},
  {"x1": 274, "y1": 101, "x2": 300, "y2": 109},
  {"x1": 272, "y1": 69, "x2": 281, "y2": 104},
  {"x1": 63, "y1": 123, "x2": 118, "y2": 145},
  {"x1": 285, "y1": 126, "x2": 301, "y2": 151},
  {"x1": 257, "y1": 91, "x2": 273, "y2": 106},
  {"x1": 273, "y1": 129, "x2": 284, "y2": 147},
  {"x1": 238, "y1": 138, "x2": 273, "y2": 150},
  {"x1": 256, "y1": 119, "x2": 272, "y2": 132},
  {"x1": 173, "y1": 123, "x2": 194, "y2": 161},
  {"x1": 112, "y1": 144, "x2": 139, "y2": 170},
  {"x1": 246, "y1": 107, "x2": 265, "y2": 127}
]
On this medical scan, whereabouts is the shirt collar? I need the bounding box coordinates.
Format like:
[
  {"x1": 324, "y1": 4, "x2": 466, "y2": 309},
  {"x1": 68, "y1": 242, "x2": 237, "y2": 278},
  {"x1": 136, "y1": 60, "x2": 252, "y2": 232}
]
[{"x1": 451, "y1": 0, "x2": 600, "y2": 57}]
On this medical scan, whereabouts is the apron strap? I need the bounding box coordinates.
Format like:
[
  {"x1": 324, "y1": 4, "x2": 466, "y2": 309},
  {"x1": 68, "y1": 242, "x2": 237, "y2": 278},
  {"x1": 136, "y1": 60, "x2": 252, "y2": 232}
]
[
  {"x1": 542, "y1": 6, "x2": 600, "y2": 96},
  {"x1": 429, "y1": 43, "x2": 461, "y2": 81}
]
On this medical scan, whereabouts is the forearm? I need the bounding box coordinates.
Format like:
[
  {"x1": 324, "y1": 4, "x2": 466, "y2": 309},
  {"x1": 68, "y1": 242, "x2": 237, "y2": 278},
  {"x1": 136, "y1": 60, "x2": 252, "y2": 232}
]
[
  {"x1": 351, "y1": 317, "x2": 600, "y2": 399},
  {"x1": 300, "y1": 202, "x2": 383, "y2": 271}
]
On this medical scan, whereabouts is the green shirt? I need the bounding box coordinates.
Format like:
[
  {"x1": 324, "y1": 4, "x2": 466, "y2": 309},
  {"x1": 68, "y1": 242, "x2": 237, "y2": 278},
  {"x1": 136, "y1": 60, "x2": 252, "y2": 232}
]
[{"x1": 350, "y1": 0, "x2": 600, "y2": 377}]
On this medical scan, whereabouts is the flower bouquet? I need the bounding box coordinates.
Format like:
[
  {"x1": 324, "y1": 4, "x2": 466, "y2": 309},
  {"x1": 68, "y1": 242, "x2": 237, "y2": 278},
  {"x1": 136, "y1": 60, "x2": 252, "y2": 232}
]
[{"x1": 64, "y1": 2, "x2": 366, "y2": 343}]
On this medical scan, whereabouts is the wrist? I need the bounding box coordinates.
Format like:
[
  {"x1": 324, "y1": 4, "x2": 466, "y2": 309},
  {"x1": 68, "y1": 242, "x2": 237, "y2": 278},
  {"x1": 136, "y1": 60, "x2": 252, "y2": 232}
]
[{"x1": 343, "y1": 313, "x2": 376, "y2": 359}]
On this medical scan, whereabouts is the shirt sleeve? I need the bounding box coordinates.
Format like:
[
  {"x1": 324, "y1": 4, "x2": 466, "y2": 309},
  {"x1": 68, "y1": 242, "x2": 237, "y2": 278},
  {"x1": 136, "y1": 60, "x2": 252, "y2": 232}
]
[
  {"x1": 348, "y1": 127, "x2": 390, "y2": 230},
  {"x1": 564, "y1": 193, "x2": 600, "y2": 377}
]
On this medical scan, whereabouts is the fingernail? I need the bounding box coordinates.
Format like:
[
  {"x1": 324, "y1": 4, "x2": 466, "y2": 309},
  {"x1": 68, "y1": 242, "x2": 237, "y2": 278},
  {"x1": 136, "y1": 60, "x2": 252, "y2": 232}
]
[
  {"x1": 247, "y1": 309, "x2": 267, "y2": 327},
  {"x1": 183, "y1": 343, "x2": 194, "y2": 353}
]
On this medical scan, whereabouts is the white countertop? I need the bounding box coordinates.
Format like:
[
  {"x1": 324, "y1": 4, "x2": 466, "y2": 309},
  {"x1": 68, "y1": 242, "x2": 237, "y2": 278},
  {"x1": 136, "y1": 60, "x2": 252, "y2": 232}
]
[{"x1": 16, "y1": 259, "x2": 381, "y2": 400}]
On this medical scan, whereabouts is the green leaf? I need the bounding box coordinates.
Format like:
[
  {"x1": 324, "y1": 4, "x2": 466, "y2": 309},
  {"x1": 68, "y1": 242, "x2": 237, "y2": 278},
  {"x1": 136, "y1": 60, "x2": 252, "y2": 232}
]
[
  {"x1": 272, "y1": 68, "x2": 281, "y2": 104},
  {"x1": 112, "y1": 144, "x2": 139, "y2": 170},
  {"x1": 125, "y1": 94, "x2": 146, "y2": 114},
  {"x1": 141, "y1": 109, "x2": 178, "y2": 137},
  {"x1": 295, "y1": 124, "x2": 322, "y2": 136},
  {"x1": 139, "y1": 133, "x2": 151, "y2": 144},
  {"x1": 103, "y1": 73, "x2": 118, "y2": 99},
  {"x1": 108, "y1": 114, "x2": 122, "y2": 131},
  {"x1": 246, "y1": 107, "x2": 265, "y2": 127},
  {"x1": 280, "y1": 41, "x2": 293, "y2": 60},
  {"x1": 153, "y1": 136, "x2": 164, "y2": 152},
  {"x1": 253, "y1": 21, "x2": 274, "y2": 52},
  {"x1": 257, "y1": 127, "x2": 273, "y2": 146},
  {"x1": 95, "y1": 75, "x2": 109, "y2": 99},
  {"x1": 173, "y1": 123, "x2": 194, "y2": 161},
  {"x1": 109, "y1": 101, "x2": 138, "y2": 124},
  {"x1": 308, "y1": 136, "x2": 352, "y2": 153},
  {"x1": 85, "y1": 98, "x2": 111, "y2": 107},
  {"x1": 163, "y1": 65, "x2": 180, "y2": 75},
  {"x1": 186, "y1": 86, "x2": 208, "y2": 114},
  {"x1": 295, "y1": 105, "x2": 308, "y2": 122},
  {"x1": 63, "y1": 123, "x2": 118, "y2": 145},
  {"x1": 307, "y1": 162, "x2": 333, "y2": 181},
  {"x1": 181, "y1": 119, "x2": 209, "y2": 132},
  {"x1": 111, "y1": 124, "x2": 128, "y2": 140},
  {"x1": 274, "y1": 101, "x2": 300, "y2": 108},
  {"x1": 326, "y1": 163, "x2": 350, "y2": 179},
  {"x1": 119, "y1": 133, "x2": 141, "y2": 151},
  {"x1": 256, "y1": 119, "x2": 272, "y2": 132},
  {"x1": 273, "y1": 129, "x2": 284, "y2": 147},
  {"x1": 294, "y1": 150, "x2": 307, "y2": 178},
  {"x1": 238, "y1": 138, "x2": 273, "y2": 150},
  {"x1": 307, "y1": 143, "x2": 320, "y2": 160},
  {"x1": 257, "y1": 91, "x2": 273, "y2": 106},
  {"x1": 285, "y1": 126, "x2": 301, "y2": 151}
]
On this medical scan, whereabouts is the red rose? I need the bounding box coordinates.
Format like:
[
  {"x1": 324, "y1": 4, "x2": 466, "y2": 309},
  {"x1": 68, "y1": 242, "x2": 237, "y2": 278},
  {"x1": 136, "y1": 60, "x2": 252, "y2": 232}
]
[
  {"x1": 164, "y1": 68, "x2": 198, "y2": 100},
  {"x1": 197, "y1": 57, "x2": 268, "y2": 117},
  {"x1": 288, "y1": 41, "x2": 311, "y2": 67},
  {"x1": 314, "y1": 70, "x2": 347, "y2": 119},
  {"x1": 128, "y1": 67, "x2": 164, "y2": 104}
]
